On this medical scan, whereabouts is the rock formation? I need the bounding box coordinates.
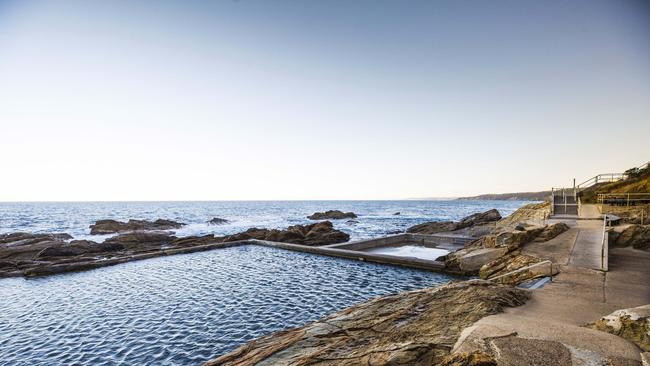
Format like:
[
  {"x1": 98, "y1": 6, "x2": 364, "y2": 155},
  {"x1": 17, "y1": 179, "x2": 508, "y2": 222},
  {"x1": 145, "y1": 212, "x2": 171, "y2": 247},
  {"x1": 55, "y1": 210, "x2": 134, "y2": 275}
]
[
  {"x1": 0, "y1": 221, "x2": 350, "y2": 278},
  {"x1": 307, "y1": 210, "x2": 357, "y2": 220},
  {"x1": 219, "y1": 221, "x2": 349, "y2": 246},
  {"x1": 207, "y1": 218, "x2": 229, "y2": 225},
  {"x1": 406, "y1": 209, "x2": 502, "y2": 235},
  {"x1": 609, "y1": 225, "x2": 650, "y2": 250},
  {"x1": 443, "y1": 220, "x2": 563, "y2": 280},
  {"x1": 203, "y1": 281, "x2": 529, "y2": 366},
  {"x1": 89, "y1": 219, "x2": 186, "y2": 234},
  {"x1": 592, "y1": 304, "x2": 650, "y2": 351}
]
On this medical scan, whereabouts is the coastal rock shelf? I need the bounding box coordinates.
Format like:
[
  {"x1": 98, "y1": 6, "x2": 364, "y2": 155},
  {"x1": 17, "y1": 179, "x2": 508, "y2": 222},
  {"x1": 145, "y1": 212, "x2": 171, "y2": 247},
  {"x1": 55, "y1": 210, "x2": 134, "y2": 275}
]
[
  {"x1": 204, "y1": 281, "x2": 529, "y2": 365},
  {"x1": 0, "y1": 221, "x2": 350, "y2": 278}
]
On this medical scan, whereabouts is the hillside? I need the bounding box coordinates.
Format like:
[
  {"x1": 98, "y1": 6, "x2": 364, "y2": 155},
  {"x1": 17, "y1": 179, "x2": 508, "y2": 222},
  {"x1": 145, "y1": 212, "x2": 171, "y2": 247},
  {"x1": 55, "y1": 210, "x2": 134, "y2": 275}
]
[
  {"x1": 457, "y1": 191, "x2": 550, "y2": 201},
  {"x1": 579, "y1": 169, "x2": 650, "y2": 203}
]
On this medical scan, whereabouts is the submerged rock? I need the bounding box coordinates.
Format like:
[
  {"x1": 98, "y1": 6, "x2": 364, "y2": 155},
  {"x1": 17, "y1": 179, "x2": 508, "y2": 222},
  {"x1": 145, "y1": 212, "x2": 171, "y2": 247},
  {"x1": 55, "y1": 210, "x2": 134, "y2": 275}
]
[
  {"x1": 203, "y1": 281, "x2": 529, "y2": 366},
  {"x1": 89, "y1": 219, "x2": 185, "y2": 235},
  {"x1": 307, "y1": 210, "x2": 357, "y2": 220},
  {"x1": 207, "y1": 217, "x2": 229, "y2": 225}
]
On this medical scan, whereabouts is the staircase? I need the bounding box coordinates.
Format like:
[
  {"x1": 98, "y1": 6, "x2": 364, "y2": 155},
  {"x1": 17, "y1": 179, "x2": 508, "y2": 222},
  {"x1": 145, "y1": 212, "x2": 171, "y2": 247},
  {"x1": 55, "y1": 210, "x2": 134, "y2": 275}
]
[{"x1": 551, "y1": 187, "x2": 578, "y2": 216}]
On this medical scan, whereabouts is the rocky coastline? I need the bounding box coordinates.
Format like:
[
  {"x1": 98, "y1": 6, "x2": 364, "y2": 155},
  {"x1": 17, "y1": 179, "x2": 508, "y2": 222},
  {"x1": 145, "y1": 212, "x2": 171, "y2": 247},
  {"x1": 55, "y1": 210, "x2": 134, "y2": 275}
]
[{"x1": 0, "y1": 220, "x2": 350, "y2": 278}]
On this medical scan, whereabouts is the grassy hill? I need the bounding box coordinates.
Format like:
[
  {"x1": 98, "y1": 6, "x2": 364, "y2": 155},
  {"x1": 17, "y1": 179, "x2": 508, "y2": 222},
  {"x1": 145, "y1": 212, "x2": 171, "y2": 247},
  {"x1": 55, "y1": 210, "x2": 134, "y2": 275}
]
[{"x1": 579, "y1": 166, "x2": 650, "y2": 203}]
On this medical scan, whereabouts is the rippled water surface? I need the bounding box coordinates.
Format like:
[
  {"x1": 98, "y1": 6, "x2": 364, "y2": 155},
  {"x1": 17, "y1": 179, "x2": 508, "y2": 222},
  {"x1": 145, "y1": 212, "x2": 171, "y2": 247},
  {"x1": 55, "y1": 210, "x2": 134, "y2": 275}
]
[
  {"x1": 0, "y1": 200, "x2": 530, "y2": 241},
  {"x1": 0, "y1": 245, "x2": 459, "y2": 365}
]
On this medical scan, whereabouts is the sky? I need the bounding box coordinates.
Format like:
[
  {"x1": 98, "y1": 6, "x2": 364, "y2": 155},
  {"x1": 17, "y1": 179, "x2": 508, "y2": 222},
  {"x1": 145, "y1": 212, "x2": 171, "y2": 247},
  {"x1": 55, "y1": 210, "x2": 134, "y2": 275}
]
[{"x1": 0, "y1": 0, "x2": 649, "y2": 201}]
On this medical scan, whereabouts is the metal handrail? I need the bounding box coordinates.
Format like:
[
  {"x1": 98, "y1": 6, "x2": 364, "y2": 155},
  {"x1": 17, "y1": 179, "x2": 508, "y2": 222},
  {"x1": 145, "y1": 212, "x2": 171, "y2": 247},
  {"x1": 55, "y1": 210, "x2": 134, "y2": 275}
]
[
  {"x1": 600, "y1": 215, "x2": 608, "y2": 271},
  {"x1": 597, "y1": 192, "x2": 650, "y2": 205}
]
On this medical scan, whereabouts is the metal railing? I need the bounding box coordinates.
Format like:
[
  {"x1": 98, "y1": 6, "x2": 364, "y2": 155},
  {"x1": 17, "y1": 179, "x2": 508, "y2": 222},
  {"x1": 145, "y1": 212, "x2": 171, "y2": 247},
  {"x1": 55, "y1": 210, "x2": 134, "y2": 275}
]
[
  {"x1": 551, "y1": 187, "x2": 577, "y2": 216},
  {"x1": 600, "y1": 215, "x2": 608, "y2": 271},
  {"x1": 577, "y1": 173, "x2": 626, "y2": 190},
  {"x1": 597, "y1": 192, "x2": 650, "y2": 206}
]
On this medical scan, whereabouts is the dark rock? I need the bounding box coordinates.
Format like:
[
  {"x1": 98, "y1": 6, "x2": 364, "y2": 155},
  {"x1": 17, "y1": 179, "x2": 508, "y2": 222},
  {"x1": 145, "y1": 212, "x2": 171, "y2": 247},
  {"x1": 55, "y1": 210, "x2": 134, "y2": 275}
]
[
  {"x1": 346, "y1": 219, "x2": 359, "y2": 225},
  {"x1": 207, "y1": 217, "x2": 229, "y2": 225},
  {"x1": 220, "y1": 221, "x2": 350, "y2": 246},
  {"x1": 407, "y1": 221, "x2": 457, "y2": 235},
  {"x1": 89, "y1": 219, "x2": 185, "y2": 235},
  {"x1": 307, "y1": 210, "x2": 357, "y2": 220},
  {"x1": 170, "y1": 235, "x2": 218, "y2": 247},
  {"x1": 393, "y1": 212, "x2": 401, "y2": 215},
  {"x1": 456, "y1": 209, "x2": 502, "y2": 230},
  {"x1": 104, "y1": 231, "x2": 176, "y2": 251},
  {"x1": 0, "y1": 232, "x2": 72, "y2": 247},
  {"x1": 36, "y1": 240, "x2": 125, "y2": 258}
]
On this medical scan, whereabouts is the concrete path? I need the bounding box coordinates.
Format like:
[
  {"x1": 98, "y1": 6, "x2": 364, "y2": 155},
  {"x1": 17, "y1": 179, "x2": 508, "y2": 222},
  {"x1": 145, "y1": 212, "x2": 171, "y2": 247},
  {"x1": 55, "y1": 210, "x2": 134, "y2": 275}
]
[
  {"x1": 455, "y1": 210, "x2": 650, "y2": 364},
  {"x1": 579, "y1": 203, "x2": 602, "y2": 219},
  {"x1": 569, "y1": 220, "x2": 605, "y2": 270}
]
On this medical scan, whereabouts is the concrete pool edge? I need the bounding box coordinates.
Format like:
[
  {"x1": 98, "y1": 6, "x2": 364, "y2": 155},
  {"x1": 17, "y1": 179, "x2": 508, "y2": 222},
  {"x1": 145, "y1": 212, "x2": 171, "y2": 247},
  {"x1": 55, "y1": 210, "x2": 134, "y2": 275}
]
[{"x1": 11, "y1": 235, "x2": 459, "y2": 278}]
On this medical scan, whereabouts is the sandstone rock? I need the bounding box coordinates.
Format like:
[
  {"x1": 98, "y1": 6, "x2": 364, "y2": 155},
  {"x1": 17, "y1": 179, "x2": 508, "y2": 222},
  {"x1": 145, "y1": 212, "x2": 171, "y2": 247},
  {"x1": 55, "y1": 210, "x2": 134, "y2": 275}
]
[
  {"x1": 479, "y1": 253, "x2": 558, "y2": 285},
  {"x1": 456, "y1": 209, "x2": 502, "y2": 230},
  {"x1": 207, "y1": 218, "x2": 229, "y2": 225},
  {"x1": 89, "y1": 219, "x2": 185, "y2": 234},
  {"x1": 534, "y1": 222, "x2": 570, "y2": 242},
  {"x1": 307, "y1": 210, "x2": 357, "y2": 220},
  {"x1": 459, "y1": 247, "x2": 509, "y2": 273},
  {"x1": 610, "y1": 225, "x2": 650, "y2": 250},
  {"x1": 171, "y1": 235, "x2": 218, "y2": 247},
  {"x1": 494, "y1": 202, "x2": 551, "y2": 231},
  {"x1": 437, "y1": 351, "x2": 497, "y2": 366},
  {"x1": 407, "y1": 221, "x2": 457, "y2": 234},
  {"x1": 593, "y1": 304, "x2": 650, "y2": 351},
  {"x1": 203, "y1": 281, "x2": 529, "y2": 366}
]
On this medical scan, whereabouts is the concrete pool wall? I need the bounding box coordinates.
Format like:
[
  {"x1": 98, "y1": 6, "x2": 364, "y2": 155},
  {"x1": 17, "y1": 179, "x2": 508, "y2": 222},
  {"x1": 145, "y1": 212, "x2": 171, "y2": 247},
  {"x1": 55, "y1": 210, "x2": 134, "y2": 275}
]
[{"x1": 23, "y1": 234, "x2": 475, "y2": 277}]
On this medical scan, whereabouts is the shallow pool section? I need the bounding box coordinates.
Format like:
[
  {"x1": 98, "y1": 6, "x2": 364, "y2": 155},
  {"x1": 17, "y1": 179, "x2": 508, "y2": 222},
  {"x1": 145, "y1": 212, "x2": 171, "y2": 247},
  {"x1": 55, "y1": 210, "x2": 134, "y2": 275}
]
[
  {"x1": 0, "y1": 245, "x2": 457, "y2": 365},
  {"x1": 366, "y1": 244, "x2": 449, "y2": 261}
]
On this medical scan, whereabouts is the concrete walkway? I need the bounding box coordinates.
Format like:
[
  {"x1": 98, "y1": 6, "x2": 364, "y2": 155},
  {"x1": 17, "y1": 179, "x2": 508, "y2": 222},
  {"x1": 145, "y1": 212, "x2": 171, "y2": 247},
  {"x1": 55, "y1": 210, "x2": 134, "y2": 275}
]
[{"x1": 455, "y1": 208, "x2": 650, "y2": 364}]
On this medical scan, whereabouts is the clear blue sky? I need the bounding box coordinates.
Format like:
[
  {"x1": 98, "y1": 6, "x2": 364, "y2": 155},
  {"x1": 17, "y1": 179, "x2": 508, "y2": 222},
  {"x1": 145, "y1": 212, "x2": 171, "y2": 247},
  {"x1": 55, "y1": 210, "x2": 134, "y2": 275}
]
[{"x1": 1, "y1": 0, "x2": 649, "y2": 201}]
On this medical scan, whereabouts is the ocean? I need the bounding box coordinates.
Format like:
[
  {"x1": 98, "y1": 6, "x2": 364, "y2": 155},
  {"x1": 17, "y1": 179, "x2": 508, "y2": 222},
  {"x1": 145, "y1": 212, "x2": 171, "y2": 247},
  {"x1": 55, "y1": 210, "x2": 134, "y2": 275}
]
[{"x1": 0, "y1": 200, "x2": 531, "y2": 241}]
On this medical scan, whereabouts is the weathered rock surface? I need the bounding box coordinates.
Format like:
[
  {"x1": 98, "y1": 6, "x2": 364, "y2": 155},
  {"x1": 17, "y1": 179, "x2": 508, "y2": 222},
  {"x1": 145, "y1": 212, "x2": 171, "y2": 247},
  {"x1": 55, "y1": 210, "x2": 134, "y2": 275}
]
[
  {"x1": 203, "y1": 281, "x2": 529, "y2": 366},
  {"x1": 445, "y1": 223, "x2": 552, "y2": 277},
  {"x1": 406, "y1": 209, "x2": 502, "y2": 235},
  {"x1": 534, "y1": 222, "x2": 570, "y2": 242},
  {"x1": 207, "y1": 217, "x2": 229, "y2": 225},
  {"x1": 220, "y1": 221, "x2": 349, "y2": 246},
  {"x1": 89, "y1": 219, "x2": 185, "y2": 234},
  {"x1": 479, "y1": 253, "x2": 558, "y2": 284},
  {"x1": 593, "y1": 304, "x2": 650, "y2": 351},
  {"x1": 37, "y1": 240, "x2": 124, "y2": 258},
  {"x1": 609, "y1": 225, "x2": 650, "y2": 250},
  {"x1": 494, "y1": 202, "x2": 551, "y2": 231},
  {"x1": 307, "y1": 210, "x2": 357, "y2": 220},
  {"x1": 407, "y1": 221, "x2": 458, "y2": 235},
  {"x1": 456, "y1": 209, "x2": 502, "y2": 230}
]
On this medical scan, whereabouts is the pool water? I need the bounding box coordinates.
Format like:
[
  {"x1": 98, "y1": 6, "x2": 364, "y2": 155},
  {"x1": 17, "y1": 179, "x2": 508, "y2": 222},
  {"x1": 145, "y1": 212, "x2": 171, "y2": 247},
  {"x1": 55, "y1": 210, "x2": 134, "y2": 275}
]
[
  {"x1": 0, "y1": 245, "x2": 457, "y2": 365},
  {"x1": 366, "y1": 244, "x2": 450, "y2": 261}
]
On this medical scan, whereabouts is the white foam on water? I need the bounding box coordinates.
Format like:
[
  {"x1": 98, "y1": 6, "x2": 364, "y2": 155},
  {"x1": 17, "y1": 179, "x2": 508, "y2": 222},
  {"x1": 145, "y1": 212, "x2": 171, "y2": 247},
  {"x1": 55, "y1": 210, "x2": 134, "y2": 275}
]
[{"x1": 366, "y1": 245, "x2": 449, "y2": 261}]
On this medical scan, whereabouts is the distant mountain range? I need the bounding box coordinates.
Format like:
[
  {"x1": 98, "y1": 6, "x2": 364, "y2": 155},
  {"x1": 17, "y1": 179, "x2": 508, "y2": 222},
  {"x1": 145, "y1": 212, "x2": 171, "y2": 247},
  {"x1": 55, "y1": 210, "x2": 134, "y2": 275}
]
[{"x1": 456, "y1": 191, "x2": 550, "y2": 201}]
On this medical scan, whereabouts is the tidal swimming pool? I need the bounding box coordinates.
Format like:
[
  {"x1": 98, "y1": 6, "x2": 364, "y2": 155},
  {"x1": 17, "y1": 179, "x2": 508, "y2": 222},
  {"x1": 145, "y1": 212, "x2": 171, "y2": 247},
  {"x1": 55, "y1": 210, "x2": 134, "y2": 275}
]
[{"x1": 0, "y1": 245, "x2": 458, "y2": 365}]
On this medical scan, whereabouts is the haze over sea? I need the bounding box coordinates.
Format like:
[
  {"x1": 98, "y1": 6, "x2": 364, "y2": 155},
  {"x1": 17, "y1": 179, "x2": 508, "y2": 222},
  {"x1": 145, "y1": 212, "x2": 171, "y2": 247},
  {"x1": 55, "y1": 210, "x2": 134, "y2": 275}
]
[{"x1": 0, "y1": 200, "x2": 530, "y2": 242}]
